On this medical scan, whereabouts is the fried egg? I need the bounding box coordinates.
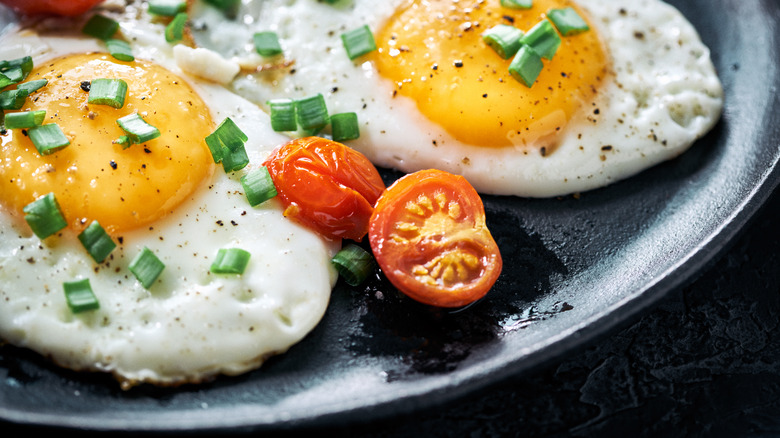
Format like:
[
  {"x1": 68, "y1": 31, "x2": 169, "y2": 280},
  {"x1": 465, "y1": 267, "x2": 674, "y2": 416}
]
[
  {"x1": 0, "y1": 3, "x2": 338, "y2": 387},
  {"x1": 201, "y1": 0, "x2": 723, "y2": 197}
]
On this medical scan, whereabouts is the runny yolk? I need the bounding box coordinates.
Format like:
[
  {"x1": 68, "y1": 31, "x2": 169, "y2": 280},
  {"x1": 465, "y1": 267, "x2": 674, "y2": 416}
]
[
  {"x1": 372, "y1": 0, "x2": 609, "y2": 151},
  {"x1": 0, "y1": 53, "x2": 215, "y2": 234}
]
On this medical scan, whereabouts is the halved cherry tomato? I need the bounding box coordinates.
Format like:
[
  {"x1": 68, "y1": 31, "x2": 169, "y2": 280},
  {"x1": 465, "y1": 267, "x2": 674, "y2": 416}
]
[
  {"x1": 0, "y1": 0, "x2": 104, "y2": 16},
  {"x1": 263, "y1": 136, "x2": 386, "y2": 241},
  {"x1": 368, "y1": 169, "x2": 502, "y2": 308}
]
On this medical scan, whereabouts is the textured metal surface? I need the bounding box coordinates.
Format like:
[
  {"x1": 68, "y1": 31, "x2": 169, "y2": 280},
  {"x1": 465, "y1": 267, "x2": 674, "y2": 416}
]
[{"x1": 1, "y1": 0, "x2": 779, "y2": 433}]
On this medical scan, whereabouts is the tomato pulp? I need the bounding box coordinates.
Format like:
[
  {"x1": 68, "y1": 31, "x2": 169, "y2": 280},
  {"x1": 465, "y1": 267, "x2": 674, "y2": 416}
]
[{"x1": 368, "y1": 169, "x2": 502, "y2": 308}]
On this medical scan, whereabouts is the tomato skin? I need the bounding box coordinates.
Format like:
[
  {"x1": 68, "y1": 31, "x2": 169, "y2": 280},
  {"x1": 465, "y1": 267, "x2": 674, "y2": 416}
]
[
  {"x1": 0, "y1": 0, "x2": 104, "y2": 16},
  {"x1": 263, "y1": 137, "x2": 386, "y2": 241},
  {"x1": 368, "y1": 169, "x2": 502, "y2": 308}
]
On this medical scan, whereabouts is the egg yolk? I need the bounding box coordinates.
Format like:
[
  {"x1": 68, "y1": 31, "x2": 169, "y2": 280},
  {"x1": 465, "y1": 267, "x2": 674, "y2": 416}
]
[
  {"x1": 0, "y1": 53, "x2": 215, "y2": 234},
  {"x1": 372, "y1": 0, "x2": 609, "y2": 151}
]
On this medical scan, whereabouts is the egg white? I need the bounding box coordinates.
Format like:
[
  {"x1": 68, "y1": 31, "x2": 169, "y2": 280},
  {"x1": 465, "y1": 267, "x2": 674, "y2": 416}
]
[
  {"x1": 0, "y1": 4, "x2": 339, "y2": 387},
  {"x1": 204, "y1": 0, "x2": 724, "y2": 197}
]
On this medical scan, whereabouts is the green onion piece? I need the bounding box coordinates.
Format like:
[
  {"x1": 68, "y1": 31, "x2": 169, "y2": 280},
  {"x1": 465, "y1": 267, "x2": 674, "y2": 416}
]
[
  {"x1": 295, "y1": 94, "x2": 329, "y2": 132},
  {"x1": 509, "y1": 44, "x2": 544, "y2": 88},
  {"x1": 105, "y1": 39, "x2": 135, "y2": 62},
  {"x1": 331, "y1": 244, "x2": 374, "y2": 286},
  {"x1": 0, "y1": 72, "x2": 16, "y2": 90},
  {"x1": 29, "y1": 123, "x2": 70, "y2": 156},
  {"x1": 482, "y1": 24, "x2": 524, "y2": 59},
  {"x1": 210, "y1": 248, "x2": 251, "y2": 274},
  {"x1": 16, "y1": 79, "x2": 48, "y2": 94},
  {"x1": 5, "y1": 110, "x2": 46, "y2": 129},
  {"x1": 82, "y1": 14, "x2": 120, "y2": 40},
  {"x1": 341, "y1": 25, "x2": 377, "y2": 60},
  {"x1": 88, "y1": 78, "x2": 128, "y2": 108},
  {"x1": 78, "y1": 220, "x2": 117, "y2": 263},
  {"x1": 500, "y1": 0, "x2": 533, "y2": 8},
  {"x1": 204, "y1": 0, "x2": 240, "y2": 18},
  {"x1": 165, "y1": 12, "x2": 188, "y2": 43},
  {"x1": 148, "y1": 0, "x2": 186, "y2": 16},
  {"x1": 520, "y1": 19, "x2": 561, "y2": 60},
  {"x1": 253, "y1": 31, "x2": 283, "y2": 57},
  {"x1": 547, "y1": 7, "x2": 590, "y2": 36},
  {"x1": 23, "y1": 192, "x2": 67, "y2": 239},
  {"x1": 240, "y1": 166, "x2": 277, "y2": 207},
  {"x1": 221, "y1": 147, "x2": 250, "y2": 172},
  {"x1": 1, "y1": 66, "x2": 23, "y2": 84},
  {"x1": 330, "y1": 112, "x2": 360, "y2": 142},
  {"x1": 0, "y1": 88, "x2": 29, "y2": 110},
  {"x1": 267, "y1": 98, "x2": 297, "y2": 132},
  {"x1": 0, "y1": 56, "x2": 33, "y2": 81},
  {"x1": 116, "y1": 113, "x2": 160, "y2": 146},
  {"x1": 63, "y1": 279, "x2": 100, "y2": 313},
  {"x1": 129, "y1": 247, "x2": 165, "y2": 289},
  {"x1": 205, "y1": 117, "x2": 249, "y2": 172}
]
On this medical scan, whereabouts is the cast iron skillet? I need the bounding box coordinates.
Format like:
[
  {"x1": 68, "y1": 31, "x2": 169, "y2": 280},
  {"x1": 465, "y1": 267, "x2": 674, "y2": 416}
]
[{"x1": 1, "y1": 0, "x2": 778, "y2": 433}]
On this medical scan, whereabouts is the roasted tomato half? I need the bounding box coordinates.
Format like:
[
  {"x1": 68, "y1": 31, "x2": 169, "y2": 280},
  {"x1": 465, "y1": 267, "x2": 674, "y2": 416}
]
[
  {"x1": 368, "y1": 169, "x2": 502, "y2": 308},
  {"x1": 0, "y1": 0, "x2": 104, "y2": 16},
  {"x1": 263, "y1": 136, "x2": 386, "y2": 241}
]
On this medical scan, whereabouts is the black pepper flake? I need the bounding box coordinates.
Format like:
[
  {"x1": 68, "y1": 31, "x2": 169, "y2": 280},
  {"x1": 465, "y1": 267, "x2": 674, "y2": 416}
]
[
  {"x1": 110, "y1": 160, "x2": 117, "y2": 170},
  {"x1": 432, "y1": 63, "x2": 438, "y2": 70},
  {"x1": 601, "y1": 145, "x2": 613, "y2": 151},
  {"x1": 216, "y1": 220, "x2": 224, "y2": 226},
  {"x1": 482, "y1": 94, "x2": 488, "y2": 98},
  {"x1": 231, "y1": 220, "x2": 238, "y2": 226},
  {"x1": 502, "y1": 15, "x2": 514, "y2": 23},
  {"x1": 144, "y1": 147, "x2": 152, "y2": 153},
  {"x1": 593, "y1": 108, "x2": 600, "y2": 115},
  {"x1": 118, "y1": 236, "x2": 124, "y2": 244},
  {"x1": 454, "y1": 60, "x2": 464, "y2": 68},
  {"x1": 331, "y1": 87, "x2": 339, "y2": 93}
]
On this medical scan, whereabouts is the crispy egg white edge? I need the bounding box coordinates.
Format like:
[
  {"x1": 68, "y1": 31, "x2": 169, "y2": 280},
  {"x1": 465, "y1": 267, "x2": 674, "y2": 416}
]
[
  {"x1": 0, "y1": 14, "x2": 340, "y2": 385},
  {"x1": 224, "y1": 0, "x2": 724, "y2": 197}
]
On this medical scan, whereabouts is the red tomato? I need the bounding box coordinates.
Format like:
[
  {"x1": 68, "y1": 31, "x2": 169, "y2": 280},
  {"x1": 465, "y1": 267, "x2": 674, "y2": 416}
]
[
  {"x1": 0, "y1": 0, "x2": 104, "y2": 16},
  {"x1": 368, "y1": 169, "x2": 502, "y2": 308},
  {"x1": 263, "y1": 137, "x2": 386, "y2": 241}
]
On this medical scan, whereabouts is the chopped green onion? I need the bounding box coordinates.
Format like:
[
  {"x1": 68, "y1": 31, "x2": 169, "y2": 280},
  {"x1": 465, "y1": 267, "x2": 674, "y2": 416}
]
[
  {"x1": 204, "y1": 0, "x2": 241, "y2": 18},
  {"x1": 82, "y1": 14, "x2": 120, "y2": 40},
  {"x1": 116, "y1": 113, "x2": 160, "y2": 146},
  {"x1": 0, "y1": 56, "x2": 33, "y2": 81},
  {"x1": 0, "y1": 88, "x2": 29, "y2": 110},
  {"x1": 210, "y1": 248, "x2": 251, "y2": 274},
  {"x1": 253, "y1": 31, "x2": 283, "y2": 57},
  {"x1": 520, "y1": 19, "x2": 561, "y2": 60},
  {"x1": 29, "y1": 123, "x2": 70, "y2": 156},
  {"x1": 1, "y1": 66, "x2": 23, "y2": 84},
  {"x1": 0, "y1": 72, "x2": 16, "y2": 90},
  {"x1": 500, "y1": 0, "x2": 533, "y2": 8},
  {"x1": 105, "y1": 39, "x2": 135, "y2": 62},
  {"x1": 331, "y1": 244, "x2": 374, "y2": 286},
  {"x1": 267, "y1": 98, "x2": 297, "y2": 132},
  {"x1": 148, "y1": 0, "x2": 186, "y2": 16},
  {"x1": 509, "y1": 44, "x2": 544, "y2": 88},
  {"x1": 547, "y1": 7, "x2": 590, "y2": 36},
  {"x1": 295, "y1": 93, "x2": 329, "y2": 132},
  {"x1": 16, "y1": 79, "x2": 48, "y2": 94},
  {"x1": 4, "y1": 110, "x2": 46, "y2": 129},
  {"x1": 341, "y1": 25, "x2": 377, "y2": 60},
  {"x1": 240, "y1": 166, "x2": 277, "y2": 207},
  {"x1": 330, "y1": 112, "x2": 360, "y2": 142},
  {"x1": 78, "y1": 220, "x2": 116, "y2": 263},
  {"x1": 129, "y1": 247, "x2": 165, "y2": 289},
  {"x1": 165, "y1": 12, "x2": 188, "y2": 43},
  {"x1": 88, "y1": 78, "x2": 128, "y2": 108},
  {"x1": 482, "y1": 24, "x2": 524, "y2": 59},
  {"x1": 63, "y1": 279, "x2": 100, "y2": 313},
  {"x1": 205, "y1": 117, "x2": 249, "y2": 172},
  {"x1": 23, "y1": 192, "x2": 67, "y2": 239}
]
